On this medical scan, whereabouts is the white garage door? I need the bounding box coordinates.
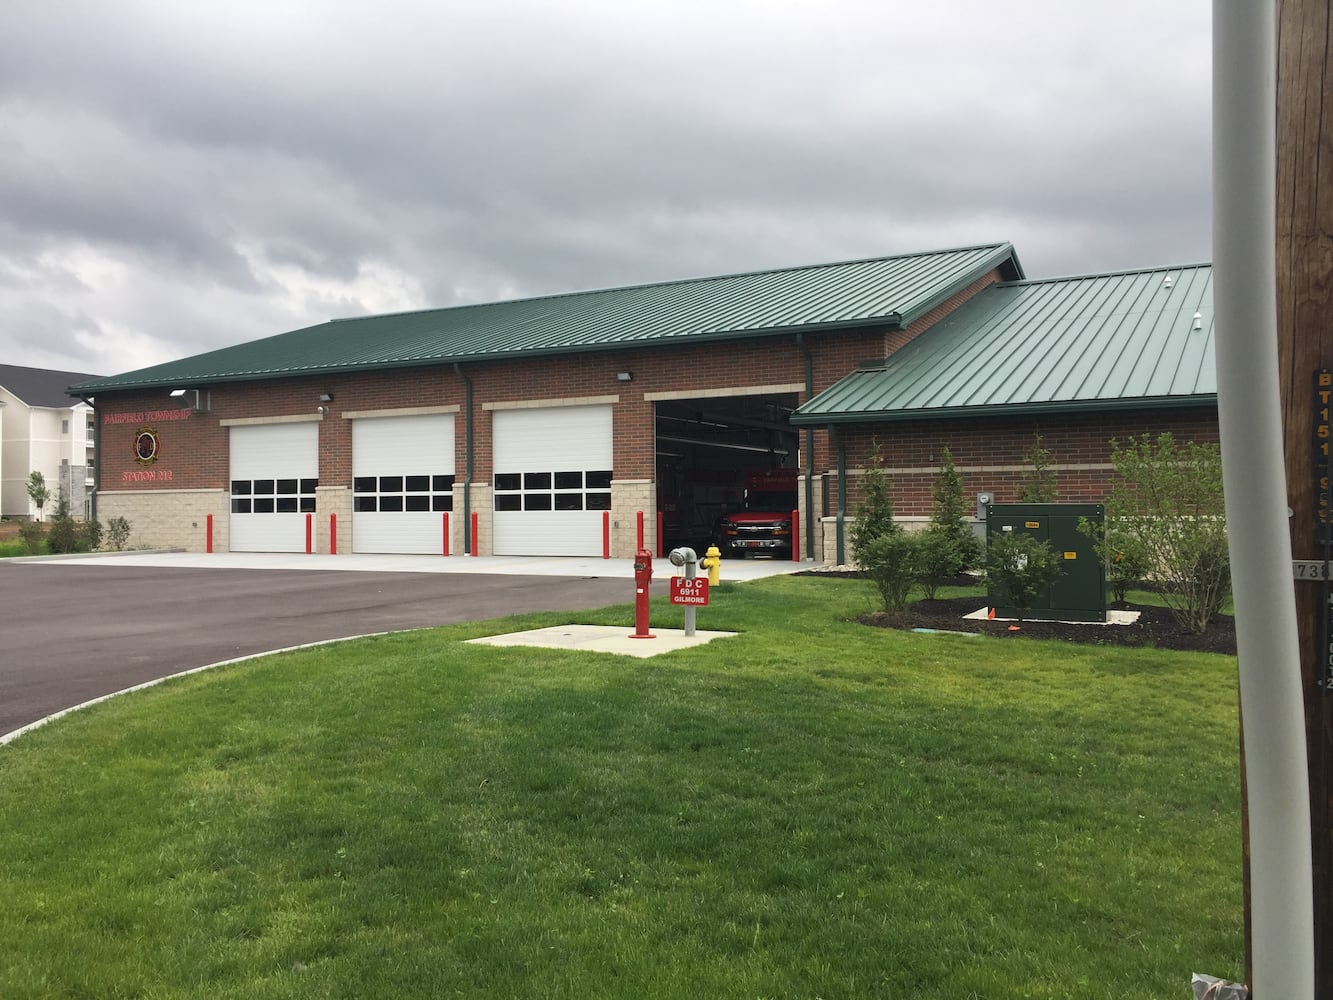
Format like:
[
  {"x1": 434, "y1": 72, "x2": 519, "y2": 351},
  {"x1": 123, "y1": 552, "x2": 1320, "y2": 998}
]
[
  {"x1": 353, "y1": 414, "x2": 455, "y2": 554},
  {"x1": 493, "y1": 405, "x2": 612, "y2": 556},
  {"x1": 229, "y1": 423, "x2": 319, "y2": 553}
]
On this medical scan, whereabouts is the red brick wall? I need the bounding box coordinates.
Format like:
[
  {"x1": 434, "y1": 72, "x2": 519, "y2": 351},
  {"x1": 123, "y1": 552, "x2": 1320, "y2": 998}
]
[
  {"x1": 831, "y1": 406, "x2": 1221, "y2": 516},
  {"x1": 95, "y1": 336, "x2": 873, "y2": 492}
]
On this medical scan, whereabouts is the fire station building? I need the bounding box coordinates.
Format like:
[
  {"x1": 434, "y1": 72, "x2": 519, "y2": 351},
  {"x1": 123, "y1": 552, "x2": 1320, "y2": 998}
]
[{"x1": 69, "y1": 242, "x2": 1217, "y2": 564}]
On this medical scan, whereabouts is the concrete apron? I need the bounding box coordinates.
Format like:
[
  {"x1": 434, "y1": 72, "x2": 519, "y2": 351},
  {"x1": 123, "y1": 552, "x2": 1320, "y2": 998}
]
[{"x1": 28, "y1": 550, "x2": 810, "y2": 581}]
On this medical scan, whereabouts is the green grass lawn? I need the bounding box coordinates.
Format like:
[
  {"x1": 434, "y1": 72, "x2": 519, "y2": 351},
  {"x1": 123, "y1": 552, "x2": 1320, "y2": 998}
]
[{"x1": 0, "y1": 576, "x2": 1243, "y2": 999}]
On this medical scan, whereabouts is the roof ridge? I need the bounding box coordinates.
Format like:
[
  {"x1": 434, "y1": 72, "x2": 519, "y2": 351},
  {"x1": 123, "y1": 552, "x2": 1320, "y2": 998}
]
[
  {"x1": 998, "y1": 261, "x2": 1212, "y2": 288},
  {"x1": 328, "y1": 242, "x2": 1016, "y2": 324}
]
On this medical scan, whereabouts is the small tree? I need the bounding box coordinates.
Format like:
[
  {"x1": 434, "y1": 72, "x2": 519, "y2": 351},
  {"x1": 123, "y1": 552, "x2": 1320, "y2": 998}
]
[
  {"x1": 26, "y1": 471, "x2": 50, "y2": 522},
  {"x1": 927, "y1": 446, "x2": 981, "y2": 572},
  {"x1": 850, "y1": 443, "x2": 923, "y2": 613},
  {"x1": 849, "y1": 442, "x2": 900, "y2": 562},
  {"x1": 1018, "y1": 433, "x2": 1058, "y2": 503},
  {"x1": 986, "y1": 531, "x2": 1065, "y2": 623},
  {"x1": 1104, "y1": 432, "x2": 1230, "y2": 634}
]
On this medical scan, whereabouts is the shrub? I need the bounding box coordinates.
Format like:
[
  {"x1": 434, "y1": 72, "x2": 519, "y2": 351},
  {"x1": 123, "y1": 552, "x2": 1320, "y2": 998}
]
[
  {"x1": 1104, "y1": 432, "x2": 1230, "y2": 634},
  {"x1": 1080, "y1": 521, "x2": 1153, "y2": 604},
  {"x1": 915, "y1": 531, "x2": 959, "y2": 600},
  {"x1": 83, "y1": 518, "x2": 103, "y2": 553},
  {"x1": 18, "y1": 521, "x2": 45, "y2": 555},
  {"x1": 45, "y1": 496, "x2": 81, "y2": 554},
  {"x1": 860, "y1": 531, "x2": 924, "y2": 614},
  {"x1": 105, "y1": 517, "x2": 132, "y2": 551},
  {"x1": 986, "y1": 531, "x2": 1065, "y2": 623}
]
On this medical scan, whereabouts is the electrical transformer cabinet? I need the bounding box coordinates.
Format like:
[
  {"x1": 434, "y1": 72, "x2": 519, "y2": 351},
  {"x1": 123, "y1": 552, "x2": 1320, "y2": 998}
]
[{"x1": 985, "y1": 503, "x2": 1107, "y2": 623}]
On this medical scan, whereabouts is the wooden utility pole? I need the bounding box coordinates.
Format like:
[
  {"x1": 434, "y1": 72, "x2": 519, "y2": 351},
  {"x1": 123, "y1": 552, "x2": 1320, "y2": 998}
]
[{"x1": 1275, "y1": 1, "x2": 1333, "y2": 994}]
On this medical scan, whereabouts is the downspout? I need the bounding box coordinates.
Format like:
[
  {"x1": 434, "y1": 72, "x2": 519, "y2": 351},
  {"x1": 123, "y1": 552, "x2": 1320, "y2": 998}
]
[
  {"x1": 795, "y1": 334, "x2": 815, "y2": 562},
  {"x1": 453, "y1": 363, "x2": 474, "y2": 555},
  {"x1": 834, "y1": 425, "x2": 846, "y2": 567},
  {"x1": 80, "y1": 395, "x2": 98, "y2": 522}
]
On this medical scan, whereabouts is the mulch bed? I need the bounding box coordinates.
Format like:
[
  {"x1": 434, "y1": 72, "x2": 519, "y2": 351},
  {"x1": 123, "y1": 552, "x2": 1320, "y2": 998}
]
[
  {"x1": 805, "y1": 571, "x2": 1237, "y2": 655},
  {"x1": 859, "y1": 596, "x2": 1236, "y2": 656}
]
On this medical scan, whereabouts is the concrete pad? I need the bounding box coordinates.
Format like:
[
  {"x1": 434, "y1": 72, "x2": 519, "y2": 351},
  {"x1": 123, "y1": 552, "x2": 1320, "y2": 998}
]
[
  {"x1": 466, "y1": 623, "x2": 738, "y2": 658},
  {"x1": 962, "y1": 606, "x2": 1141, "y2": 625}
]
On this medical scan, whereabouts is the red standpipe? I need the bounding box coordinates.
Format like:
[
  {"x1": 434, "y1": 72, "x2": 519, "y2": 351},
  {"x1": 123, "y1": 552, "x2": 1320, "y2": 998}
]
[{"x1": 629, "y1": 547, "x2": 656, "y2": 639}]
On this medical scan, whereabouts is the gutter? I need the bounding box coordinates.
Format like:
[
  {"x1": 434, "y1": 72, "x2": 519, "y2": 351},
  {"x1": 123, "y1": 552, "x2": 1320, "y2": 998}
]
[
  {"x1": 453, "y1": 363, "x2": 474, "y2": 555},
  {"x1": 789, "y1": 394, "x2": 1220, "y2": 427},
  {"x1": 79, "y1": 395, "x2": 98, "y2": 521},
  {"x1": 833, "y1": 426, "x2": 846, "y2": 567},
  {"x1": 795, "y1": 333, "x2": 815, "y2": 563}
]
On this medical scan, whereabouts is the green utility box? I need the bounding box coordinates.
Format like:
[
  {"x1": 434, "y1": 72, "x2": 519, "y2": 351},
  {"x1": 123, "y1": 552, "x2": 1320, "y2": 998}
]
[{"x1": 985, "y1": 503, "x2": 1107, "y2": 623}]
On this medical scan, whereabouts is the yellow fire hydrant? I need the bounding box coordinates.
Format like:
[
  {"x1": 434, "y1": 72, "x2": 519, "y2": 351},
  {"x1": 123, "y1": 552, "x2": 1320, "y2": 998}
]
[{"x1": 702, "y1": 545, "x2": 722, "y2": 586}]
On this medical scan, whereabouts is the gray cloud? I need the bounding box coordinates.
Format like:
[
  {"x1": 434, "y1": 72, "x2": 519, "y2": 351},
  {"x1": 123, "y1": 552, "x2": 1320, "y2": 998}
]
[{"x1": 0, "y1": 0, "x2": 1211, "y2": 376}]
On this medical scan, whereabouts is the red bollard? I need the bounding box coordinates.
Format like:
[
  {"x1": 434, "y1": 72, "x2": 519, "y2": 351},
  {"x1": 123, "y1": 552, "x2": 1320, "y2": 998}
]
[
  {"x1": 471, "y1": 511, "x2": 479, "y2": 556},
  {"x1": 603, "y1": 511, "x2": 611, "y2": 559},
  {"x1": 791, "y1": 508, "x2": 800, "y2": 562},
  {"x1": 442, "y1": 511, "x2": 449, "y2": 556},
  {"x1": 305, "y1": 513, "x2": 313, "y2": 554},
  {"x1": 331, "y1": 513, "x2": 338, "y2": 555},
  {"x1": 636, "y1": 510, "x2": 644, "y2": 550},
  {"x1": 629, "y1": 547, "x2": 656, "y2": 639},
  {"x1": 657, "y1": 511, "x2": 665, "y2": 558}
]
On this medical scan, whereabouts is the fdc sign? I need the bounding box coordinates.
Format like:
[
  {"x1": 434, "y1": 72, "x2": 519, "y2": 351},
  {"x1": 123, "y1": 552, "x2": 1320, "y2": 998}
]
[{"x1": 669, "y1": 577, "x2": 710, "y2": 606}]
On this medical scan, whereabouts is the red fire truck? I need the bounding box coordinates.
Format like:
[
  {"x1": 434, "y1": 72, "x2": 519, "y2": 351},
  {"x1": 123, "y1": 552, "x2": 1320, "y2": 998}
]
[{"x1": 714, "y1": 469, "x2": 799, "y2": 559}]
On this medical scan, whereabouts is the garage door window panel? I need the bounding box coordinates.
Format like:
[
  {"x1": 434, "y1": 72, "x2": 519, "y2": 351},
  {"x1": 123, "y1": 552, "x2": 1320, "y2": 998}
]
[
  {"x1": 231, "y1": 477, "x2": 317, "y2": 515},
  {"x1": 494, "y1": 468, "x2": 611, "y2": 513}
]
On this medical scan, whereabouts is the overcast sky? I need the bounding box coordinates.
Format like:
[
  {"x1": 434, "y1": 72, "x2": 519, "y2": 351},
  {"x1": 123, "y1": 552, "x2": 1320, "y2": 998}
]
[{"x1": 1, "y1": 1, "x2": 1212, "y2": 378}]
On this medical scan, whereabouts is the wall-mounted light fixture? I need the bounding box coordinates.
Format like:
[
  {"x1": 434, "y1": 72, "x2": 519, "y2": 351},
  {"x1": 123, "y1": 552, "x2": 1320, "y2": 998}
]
[
  {"x1": 317, "y1": 405, "x2": 329, "y2": 416},
  {"x1": 319, "y1": 392, "x2": 334, "y2": 402},
  {"x1": 169, "y1": 388, "x2": 209, "y2": 412},
  {"x1": 616, "y1": 371, "x2": 633, "y2": 382},
  {"x1": 1192, "y1": 312, "x2": 1203, "y2": 331}
]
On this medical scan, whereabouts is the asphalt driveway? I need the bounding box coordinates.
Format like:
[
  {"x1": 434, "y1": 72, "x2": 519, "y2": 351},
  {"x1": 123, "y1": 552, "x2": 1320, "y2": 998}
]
[{"x1": 0, "y1": 559, "x2": 640, "y2": 739}]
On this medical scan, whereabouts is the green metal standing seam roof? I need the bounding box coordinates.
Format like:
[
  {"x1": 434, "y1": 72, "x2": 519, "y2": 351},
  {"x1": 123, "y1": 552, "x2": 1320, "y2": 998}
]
[
  {"x1": 791, "y1": 263, "x2": 1215, "y2": 424},
  {"x1": 70, "y1": 243, "x2": 1023, "y2": 394}
]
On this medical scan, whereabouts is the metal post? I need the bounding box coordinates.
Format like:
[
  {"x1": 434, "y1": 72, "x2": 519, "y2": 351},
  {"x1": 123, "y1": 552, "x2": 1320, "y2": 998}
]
[{"x1": 1215, "y1": 1, "x2": 1315, "y2": 994}]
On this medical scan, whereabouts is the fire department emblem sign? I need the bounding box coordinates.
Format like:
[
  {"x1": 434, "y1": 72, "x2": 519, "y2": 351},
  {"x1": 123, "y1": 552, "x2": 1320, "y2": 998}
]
[{"x1": 134, "y1": 426, "x2": 160, "y2": 467}]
